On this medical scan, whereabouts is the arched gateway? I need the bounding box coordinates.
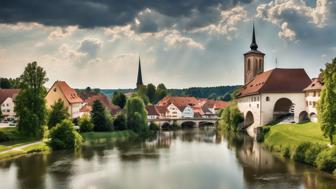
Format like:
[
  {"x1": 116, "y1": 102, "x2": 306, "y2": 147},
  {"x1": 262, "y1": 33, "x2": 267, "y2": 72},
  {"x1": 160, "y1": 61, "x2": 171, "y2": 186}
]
[{"x1": 273, "y1": 98, "x2": 293, "y2": 121}]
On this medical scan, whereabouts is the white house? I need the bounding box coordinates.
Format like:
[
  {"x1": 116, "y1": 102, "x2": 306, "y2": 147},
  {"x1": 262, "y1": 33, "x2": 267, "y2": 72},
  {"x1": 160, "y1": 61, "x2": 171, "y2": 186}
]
[
  {"x1": 181, "y1": 105, "x2": 194, "y2": 118},
  {"x1": 45, "y1": 81, "x2": 84, "y2": 119},
  {"x1": 166, "y1": 103, "x2": 182, "y2": 119},
  {"x1": 236, "y1": 25, "x2": 312, "y2": 137},
  {"x1": 0, "y1": 89, "x2": 20, "y2": 121},
  {"x1": 304, "y1": 76, "x2": 323, "y2": 122}
]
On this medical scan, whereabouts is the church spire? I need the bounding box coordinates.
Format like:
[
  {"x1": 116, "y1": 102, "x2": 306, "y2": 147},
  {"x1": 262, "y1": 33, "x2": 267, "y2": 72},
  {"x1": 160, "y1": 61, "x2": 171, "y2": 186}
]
[
  {"x1": 250, "y1": 23, "x2": 258, "y2": 50},
  {"x1": 136, "y1": 56, "x2": 143, "y2": 89}
]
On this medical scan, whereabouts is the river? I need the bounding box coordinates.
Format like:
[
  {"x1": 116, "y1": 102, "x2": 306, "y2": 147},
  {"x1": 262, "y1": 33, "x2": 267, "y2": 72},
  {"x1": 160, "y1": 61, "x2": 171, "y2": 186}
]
[{"x1": 0, "y1": 128, "x2": 335, "y2": 189}]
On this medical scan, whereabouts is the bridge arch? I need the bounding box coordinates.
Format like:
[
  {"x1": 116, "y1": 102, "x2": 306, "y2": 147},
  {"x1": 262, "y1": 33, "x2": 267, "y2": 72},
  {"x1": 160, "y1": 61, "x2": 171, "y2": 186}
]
[
  {"x1": 199, "y1": 121, "x2": 215, "y2": 127},
  {"x1": 298, "y1": 111, "x2": 309, "y2": 123},
  {"x1": 310, "y1": 112, "x2": 318, "y2": 122},
  {"x1": 181, "y1": 121, "x2": 196, "y2": 129},
  {"x1": 161, "y1": 122, "x2": 171, "y2": 130},
  {"x1": 273, "y1": 98, "x2": 293, "y2": 121},
  {"x1": 244, "y1": 111, "x2": 254, "y2": 127}
]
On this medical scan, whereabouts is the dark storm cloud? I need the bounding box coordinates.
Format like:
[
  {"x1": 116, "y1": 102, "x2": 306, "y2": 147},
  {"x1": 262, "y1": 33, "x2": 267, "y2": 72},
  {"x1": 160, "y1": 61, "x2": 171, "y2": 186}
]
[{"x1": 0, "y1": 0, "x2": 252, "y2": 30}]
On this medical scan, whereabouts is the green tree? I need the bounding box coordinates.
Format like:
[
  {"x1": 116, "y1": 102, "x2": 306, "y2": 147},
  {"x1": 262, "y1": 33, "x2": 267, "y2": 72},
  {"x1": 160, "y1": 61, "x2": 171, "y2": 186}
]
[
  {"x1": 126, "y1": 97, "x2": 148, "y2": 135},
  {"x1": 318, "y1": 58, "x2": 336, "y2": 144},
  {"x1": 91, "y1": 100, "x2": 111, "y2": 131},
  {"x1": 146, "y1": 83, "x2": 156, "y2": 104},
  {"x1": 113, "y1": 113, "x2": 127, "y2": 130},
  {"x1": 48, "y1": 119, "x2": 83, "y2": 150},
  {"x1": 155, "y1": 83, "x2": 167, "y2": 103},
  {"x1": 79, "y1": 114, "x2": 94, "y2": 132},
  {"x1": 219, "y1": 102, "x2": 243, "y2": 132},
  {"x1": 47, "y1": 99, "x2": 69, "y2": 129},
  {"x1": 0, "y1": 78, "x2": 11, "y2": 89},
  {"x1": 112, "y1": 92, "x2": 127, "y2": 109},
  {"x1": 15, "y1": 62, "x2": 48, "y2": 138}
]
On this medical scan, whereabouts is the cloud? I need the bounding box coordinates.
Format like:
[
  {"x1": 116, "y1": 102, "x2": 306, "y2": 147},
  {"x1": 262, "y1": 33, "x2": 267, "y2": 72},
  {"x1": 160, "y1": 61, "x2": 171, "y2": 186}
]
[
  {"x1": 257, "y1": 0, "x2": 330, "y2": 27},
  {"x1": 192, "y1": 6, "x2": 248, "y2": 38},
  {"x1": 48, "y1": 26, "x2": 78, "y2": 40},
  {"x1": 58, "y1": 37, "x2": 102, "y2": 65},
  {"x1": 78, "y1": 38, "x2": 102, "y2": 58},
  {"x1": 163, "y1": 30, "x2": 205, "y2": 49},
  {"x1": 0, "y1": 0, "x2": 253, "y2": 31},
  {"x1": 278, "y1": 22, "x2": 296, "y2": 41}
]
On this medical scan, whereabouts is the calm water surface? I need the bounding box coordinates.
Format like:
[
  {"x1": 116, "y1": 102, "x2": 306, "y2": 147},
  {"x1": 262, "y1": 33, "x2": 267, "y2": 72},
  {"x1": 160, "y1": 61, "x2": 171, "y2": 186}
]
[{"x1": 0, "y1": 128, "x2": 335, "y2": 189}]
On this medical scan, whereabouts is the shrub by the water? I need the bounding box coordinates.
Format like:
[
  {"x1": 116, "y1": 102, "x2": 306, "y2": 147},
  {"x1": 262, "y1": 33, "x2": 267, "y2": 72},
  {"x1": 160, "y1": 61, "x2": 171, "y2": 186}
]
[
  {"x1": 79, "y1": 114, "x2": 94, "y2": 132},
  {"x1": 256, "y1": 127, "x2": 270, "y2": 142},
  {"x1": 219, "y1": 102, "x2": 243, "y2": 132},
  {"x1": 48, "y1": 119, "x2": 83, "y2": 150},
  {"x1": 149, "y1": 122, "x2": 160, "y2": 131},
  {"x1": 293, "y1": 142, "x2": 326, "y2": 165},
  {"x1": 281, "y1": 145, "x2": 291, "y2": 159},
  {"x1": 316, "y1": 147, "x2": 336, "y2": 173},
  {"x1": 114, "y1": 113, "x2": 127, "y2": 131}
]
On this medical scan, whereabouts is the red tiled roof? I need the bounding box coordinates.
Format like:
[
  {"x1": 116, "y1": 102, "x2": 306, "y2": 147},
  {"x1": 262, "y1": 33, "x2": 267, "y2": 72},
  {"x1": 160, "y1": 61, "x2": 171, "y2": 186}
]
[
  {"x1": 237, "y1": 68, "x2": 311, "y2": 98},
  {"x1": 157, "y1": 96, "x2": 199, "y2": 106},
  {"x1": 304, "y1": 76, "x2": 323, "y2": 91},
  {"x1": 80, "y1": 104, "x2": 92, "y2": 112},
  {"x1": 0, "y1": 89, "x2": 20, "y2": 104},
  {"x1": 155, "y1": 105, "x2": 168, "y2": 115},
  {"x1": 49, "y1": 81, "x2": 83, "y2": 104},
  {"x1": 146, "y1": 105, "x2": 160, "y2": 116},
  {"x1": 84, "y1": 94, "x2": 121, "y2": 114}
]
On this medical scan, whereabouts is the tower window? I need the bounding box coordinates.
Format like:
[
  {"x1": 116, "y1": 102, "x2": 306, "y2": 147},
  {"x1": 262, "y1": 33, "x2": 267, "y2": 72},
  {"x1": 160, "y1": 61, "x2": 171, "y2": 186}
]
[
  {"x1": 259, "y1": 59, "x2": 262, "y2": 70},
  {"x1": 247, "y1": 59, "x2": 251, "y2": 71}
]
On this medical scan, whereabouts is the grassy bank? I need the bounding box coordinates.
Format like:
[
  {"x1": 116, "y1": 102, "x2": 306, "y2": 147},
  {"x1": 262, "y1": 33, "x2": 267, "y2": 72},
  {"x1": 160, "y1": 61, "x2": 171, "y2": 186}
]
[
  {"x1": 264, "y1": 122, "x2": 336, "y2": 174},
  {"x1": 81, "y1": 130, "x2": 137, "y2": 141},
  {"x1": 264, "y1": 122, "x2": 329, "y2": 151},
  {"x1": 0, "y1": 127, "x2": 50, "y2": 161},
  {"x1": 0, "y1": 142, "x2": 50, "y2": 161}
]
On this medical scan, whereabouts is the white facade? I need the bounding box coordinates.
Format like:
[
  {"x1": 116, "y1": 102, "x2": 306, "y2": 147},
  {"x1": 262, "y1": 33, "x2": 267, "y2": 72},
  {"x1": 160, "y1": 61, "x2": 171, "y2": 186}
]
[
  {"x1": 147, "y1": 114, "x2": 158, "y2": 120},
  {"x1": 237, "y1": 93, "x2": 307, "y2": 136},
  {"x1": 1, "y1": 97, "x2": 16, "y2": 120},
  {"x1": 305, "y1": 91, "x2": 320, "y2": 122},
  {"x1": 71, "y1": 103, "x2": 84, "y2": 119},
  {"x1": 166, "y1": 104, "x2": 182, "y2": 119},
  {"x1": 182, "y1": 106, "x2": 194, "y2": 118}
]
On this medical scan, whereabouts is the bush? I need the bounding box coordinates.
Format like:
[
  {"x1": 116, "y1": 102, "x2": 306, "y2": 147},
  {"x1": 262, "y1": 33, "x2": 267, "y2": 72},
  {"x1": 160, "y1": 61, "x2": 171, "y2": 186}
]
[
  {"x1": 281, "y1": 145, "x2": 291, "y2": 159},
  {"x1": 149, "y1": 122, "x2": 160, "y2": 131},
  {"x1": 218, "y1": 102, "x2": 243, "y2": 132},
  {"x1": 48, "y1": 119, "x2": 83, "y2": 150},
  {"x1": 256, "y1": 127, "x2": 270, "y2": 142},
  {"x1": 316, "y1": 147, "x2": 336, "y2": 173},
  {"x1": 114, "y1": 113, "x2": 127, "y2": 131},
  {"x1": 0, "y1": 131, "x2": 10, "y2": 142},
  {"x1": 79, "y1": 115, "x2": 94, "y2": 132},
  {"x1": 293, "y1": 142, "x2": 325, "y2": 165}
]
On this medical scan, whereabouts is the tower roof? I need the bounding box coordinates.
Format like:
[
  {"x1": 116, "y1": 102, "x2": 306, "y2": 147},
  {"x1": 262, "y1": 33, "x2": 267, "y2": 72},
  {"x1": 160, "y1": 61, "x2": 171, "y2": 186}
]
[
  {"x1": 136, "y1": 56, "x2": 143, "y2": 86},
  {"x1": 250, "y1": 23, "x2": 258, "y2": 50}
]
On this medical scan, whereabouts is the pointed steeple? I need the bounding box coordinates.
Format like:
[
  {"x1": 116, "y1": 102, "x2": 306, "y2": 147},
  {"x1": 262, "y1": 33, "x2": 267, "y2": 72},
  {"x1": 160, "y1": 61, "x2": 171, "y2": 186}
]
[
  {"x1": 250, "y1": 23, "x2": 258, "y2": 50},
  {"x1": 136, "y1": 56, "x2": 143, "y2": 89}
]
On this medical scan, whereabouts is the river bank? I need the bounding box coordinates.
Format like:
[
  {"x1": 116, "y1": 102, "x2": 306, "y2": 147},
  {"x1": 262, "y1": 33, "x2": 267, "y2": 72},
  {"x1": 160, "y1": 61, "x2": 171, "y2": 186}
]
[
  {"x1": 263, "y1": 122, "x2": 336, "y2": 174},
  {"x1": 0, "y1": 128, "x2": 137, "y2": 161}
]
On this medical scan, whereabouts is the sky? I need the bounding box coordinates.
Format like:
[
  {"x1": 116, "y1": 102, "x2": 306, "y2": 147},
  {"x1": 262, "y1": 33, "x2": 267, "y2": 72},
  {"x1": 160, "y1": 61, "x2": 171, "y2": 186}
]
[{"x1": 0, "y1": 0, "x2": 335, "y2": 89}]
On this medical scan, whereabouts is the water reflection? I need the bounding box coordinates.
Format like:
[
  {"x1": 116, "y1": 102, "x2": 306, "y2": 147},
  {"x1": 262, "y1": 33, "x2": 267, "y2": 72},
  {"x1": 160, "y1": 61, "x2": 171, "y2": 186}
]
[{"x1": 0, "y1": 128, "x2": 335, "y2": 189}]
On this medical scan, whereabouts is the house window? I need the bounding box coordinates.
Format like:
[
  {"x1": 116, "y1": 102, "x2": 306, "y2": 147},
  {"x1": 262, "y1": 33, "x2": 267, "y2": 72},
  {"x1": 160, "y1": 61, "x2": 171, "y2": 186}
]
[
  {"x1": 313, "y1": 102, "x2": 316, "y2": 108},
  {"x1": 266, "y1": 96, "x2": 270, "y2": 101},
  {"x1": 313, "y1": 91, "x2": 316, "y2": 97},
  {"x1": 257, "y1": 104, "x2": 259, "y2": 108},
  {"x1": 53, "y1": 88, "x2": 57, "y2": 92}
]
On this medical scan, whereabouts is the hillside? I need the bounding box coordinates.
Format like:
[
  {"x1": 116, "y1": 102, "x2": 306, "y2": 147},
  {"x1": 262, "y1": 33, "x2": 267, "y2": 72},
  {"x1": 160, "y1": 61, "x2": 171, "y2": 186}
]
[{"x1": 99, "y1": 85, "x2": 240, "y2": 101}]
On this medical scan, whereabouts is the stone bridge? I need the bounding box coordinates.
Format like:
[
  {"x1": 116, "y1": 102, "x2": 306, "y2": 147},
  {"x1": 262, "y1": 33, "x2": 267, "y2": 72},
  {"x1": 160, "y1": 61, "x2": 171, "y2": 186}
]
[{"x1": 148, "y1": 118, "x2": 218, "y2": 128}]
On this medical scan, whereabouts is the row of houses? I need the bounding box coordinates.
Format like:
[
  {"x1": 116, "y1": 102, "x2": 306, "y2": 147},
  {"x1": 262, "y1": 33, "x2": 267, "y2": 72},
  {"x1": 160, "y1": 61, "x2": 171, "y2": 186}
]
[
  {"x1": 146, "y1": 96, "x2": 229, "y2": 120},
  {"x1": 1, "y1": 81, "x2": 229, "y2": 122},
  {"x1": 0, "y1": 81, "x2": 121, "y2": 121}
]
